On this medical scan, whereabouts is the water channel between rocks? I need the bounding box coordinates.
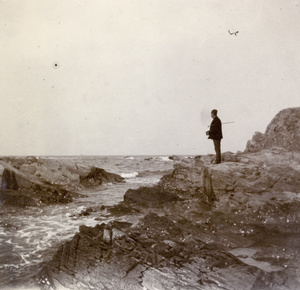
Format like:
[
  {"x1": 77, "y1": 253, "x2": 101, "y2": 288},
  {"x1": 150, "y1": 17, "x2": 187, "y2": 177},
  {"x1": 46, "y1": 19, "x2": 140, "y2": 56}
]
[
  {"x1": 1, "y1": 155, "x2": 300, "y2": 289},
  {"x1": 0, "y1": 155, "x2": 173, "y2": 288}
]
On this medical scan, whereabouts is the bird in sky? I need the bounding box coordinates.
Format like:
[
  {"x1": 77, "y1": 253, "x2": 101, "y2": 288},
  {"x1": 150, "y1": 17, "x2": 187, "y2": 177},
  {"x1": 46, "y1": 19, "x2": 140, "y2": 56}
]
[{"x1": 228, "y1": 30, "x2": 239, "y2": 36}]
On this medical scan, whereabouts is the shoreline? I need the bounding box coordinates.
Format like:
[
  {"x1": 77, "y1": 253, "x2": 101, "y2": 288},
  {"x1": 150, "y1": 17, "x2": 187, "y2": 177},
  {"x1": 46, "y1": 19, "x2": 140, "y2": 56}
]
[
  {"x1": 40, "y1": 149, "x2": 300, "y2": 290},
  {"x1": 1, "y1": 107, "x2": 300, "y2": 289}
]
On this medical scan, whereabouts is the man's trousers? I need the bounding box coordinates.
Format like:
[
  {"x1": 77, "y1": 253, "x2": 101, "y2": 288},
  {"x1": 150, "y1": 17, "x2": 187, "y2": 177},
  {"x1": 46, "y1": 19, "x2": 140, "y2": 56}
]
[{"x1": 213, "y1": 139, "x2": 221, "y2": 164}]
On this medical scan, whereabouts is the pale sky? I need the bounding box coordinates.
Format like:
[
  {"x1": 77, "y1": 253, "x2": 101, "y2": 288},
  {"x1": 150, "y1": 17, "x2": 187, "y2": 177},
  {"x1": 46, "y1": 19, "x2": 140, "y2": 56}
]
[{"x1": 0, "y1": 0, "x2": 299, "y2": 156}]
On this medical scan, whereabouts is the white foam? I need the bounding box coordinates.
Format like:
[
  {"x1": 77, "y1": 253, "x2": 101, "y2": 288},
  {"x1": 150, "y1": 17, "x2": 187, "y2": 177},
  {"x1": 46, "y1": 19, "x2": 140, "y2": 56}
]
[
  {"x1": 124, "y1": 156, "x2": 134, "y2": 160},
  {"x1": 125, "y1": 177, "x2": 160, "y2": 184},
  {"x1": 20, "y1": 254, "x2": 30, "y2": 264},
  {"x1": 120, "y1": 172, "x2": 139, "y2": 178},
  {"x1": 0, "y1": 264, "x2": 20, "y2": 269},
  {"x1": 0, "y1": 155, "x2": 176, "y2": 285},
  {"x1": 158, "y1": 156, "x2": 172, "y2": 162}
]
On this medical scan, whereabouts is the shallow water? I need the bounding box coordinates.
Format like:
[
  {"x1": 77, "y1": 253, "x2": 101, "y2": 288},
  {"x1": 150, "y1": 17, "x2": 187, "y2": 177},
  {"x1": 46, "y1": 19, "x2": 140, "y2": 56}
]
[{"x1": 0, "y1": 155, "x2": 174, "y2": 288}]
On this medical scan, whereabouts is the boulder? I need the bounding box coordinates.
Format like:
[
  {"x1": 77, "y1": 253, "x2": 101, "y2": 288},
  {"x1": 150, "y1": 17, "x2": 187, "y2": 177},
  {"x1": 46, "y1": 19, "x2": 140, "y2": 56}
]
[
  {"x1": 0, "y1": 159, "x2": 83, "y2": 206},
  {"x1": 0, "y1": 159, "x2": 125, "y2": 206},
  {"x1": 124, "y1": 186, "x2": 181, "y2": 206},
  {"x1": 80, "y1": 167, "x2": 124, "y2": 186}
]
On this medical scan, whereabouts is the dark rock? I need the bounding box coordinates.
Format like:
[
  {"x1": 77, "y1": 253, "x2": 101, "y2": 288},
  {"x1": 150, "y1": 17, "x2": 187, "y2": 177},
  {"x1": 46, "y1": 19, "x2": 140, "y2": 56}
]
[
  {"x1": 144, "y1": 157, "x2": 152, "y2": 161},
  {"x1": 124, "y1": 186, "x2": 181, "y2": 206},
  {"x1": 1, "y1": 169, "x2": 18, "y2": 190},
  {"x1": 0, "y1": 190, "x2": 36, "y2": 207},
  {"x1": 109, "y1": 221, "x2": 132, "y2": 230},
  {"x1": 108, "y1": 202, "x2": 140, "y2": 216},
  {"x1": 79, "y1": 208, "x2": 94, "y2": 216},
  {"x1": 0, "y1": 160, "x2": 83, "y2": 206},
  {"x1": 47, "y1": 212, "x2": 276, "y2": 290},
  {"x1": 151, "y1": 240, "x2": 182, "y2": 258},
  {"x1": 80, "y1": 167, "x2": 124, "y2": 186},
  {"x1": 79, "y1": 224, "x2": 103, "y2": 238}
]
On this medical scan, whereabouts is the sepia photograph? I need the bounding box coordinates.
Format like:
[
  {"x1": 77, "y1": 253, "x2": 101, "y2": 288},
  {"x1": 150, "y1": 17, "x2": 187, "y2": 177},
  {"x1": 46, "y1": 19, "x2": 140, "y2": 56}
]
[{"x1": 1, "y1": 0, "x2": 300, "y2": 289}]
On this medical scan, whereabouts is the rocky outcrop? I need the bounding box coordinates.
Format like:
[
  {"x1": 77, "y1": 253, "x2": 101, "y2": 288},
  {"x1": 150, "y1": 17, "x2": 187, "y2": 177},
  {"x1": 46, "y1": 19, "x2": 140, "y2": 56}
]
[
  {"x1": 43, "y1": 149, "x2": 300, "y2": 289},
  {"x1": 80, "y1": 167, "x2": 124, "y2": 186},
  {"x1": 246, "y1": 107, "x2": 300, "y2": 152},
  {"x1": 38, "y1": 108, "x2": 300, "y2": 289},
  {"x1": 124, "y1": 186, "x2": 181, "y2": 206},
  {"x1": 45, "y1": 213, "x2": 279, "y2": 290},
  {"x1": 161, "y1": 150, "x2": 300, "y2": 196},
  {"x1": 0, "y1": 158, "x2": 124, "y2": 206},
  {"x1": 0, "y1": 160, "x2": 81, "y2": 206}
]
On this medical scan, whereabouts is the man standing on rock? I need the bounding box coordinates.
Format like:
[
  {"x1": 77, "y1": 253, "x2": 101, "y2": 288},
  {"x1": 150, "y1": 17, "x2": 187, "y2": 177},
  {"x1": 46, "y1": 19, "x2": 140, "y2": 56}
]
[{"x1": 206, "y1": 109, "x2": 223, "y2": 164}]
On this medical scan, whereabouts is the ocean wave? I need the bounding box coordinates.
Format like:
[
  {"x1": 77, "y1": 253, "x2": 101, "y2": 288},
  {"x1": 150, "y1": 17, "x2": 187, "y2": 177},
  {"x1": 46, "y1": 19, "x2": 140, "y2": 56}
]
[
  {"x1": 138, "y1": 169, "x2": 173, "y2": 177},
  {"x1": 125, "y1": 177, "x2": 161, "y2": 184},
  {"x1": 120, "y1": 172, "x2": 139, "y2": 178},
  {"x1": 124, "y1": 156, "x2": 134, "y2": 160},
  {"x1": 156, "y1": 156, "x2": 172, "y2": 162}
]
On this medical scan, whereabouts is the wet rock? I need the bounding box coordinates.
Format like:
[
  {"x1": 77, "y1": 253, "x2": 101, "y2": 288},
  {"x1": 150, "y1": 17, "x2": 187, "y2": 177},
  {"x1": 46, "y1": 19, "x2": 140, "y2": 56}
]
[
  {"x1": 79, "y1": 224, "x2": 102, "y2": 238},
  {"x1": 78, "y1": 208, "x2": 94, "y2": 216},
  {"x1": 1, "y1": 168, "x2": 18, "y2": 190},
  {"x1": 108, "y1": 202, "x2": 140, "y2": 216},
  {"x1": 80, "y1": 167, "x2": 124, "y2": 186},
  {"x1": 47, "y1": 212, "x2": 276, "y2": 290},
  {"x1": 0, "y1": 190, "x2": 36, "y2": 207},
  {"x1": 124, "y1": 186, "x2": 181, "y2": 206}
]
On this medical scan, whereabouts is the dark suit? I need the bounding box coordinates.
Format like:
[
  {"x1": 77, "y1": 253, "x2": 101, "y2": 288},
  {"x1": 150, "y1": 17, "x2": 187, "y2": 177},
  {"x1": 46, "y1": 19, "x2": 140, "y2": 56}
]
[{"x1": 208, "y1": 116, "x2": 222, "y2": 163}]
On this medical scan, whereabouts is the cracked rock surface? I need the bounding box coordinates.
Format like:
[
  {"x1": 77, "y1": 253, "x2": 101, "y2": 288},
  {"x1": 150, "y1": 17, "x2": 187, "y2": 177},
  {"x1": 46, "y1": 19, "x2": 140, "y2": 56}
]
[
  {"x1": 39, "y1": 108, "x2": 300, "y2": 289},
  {"x1": 41, "y1": 149, "x2": 300, "y2": 290}
]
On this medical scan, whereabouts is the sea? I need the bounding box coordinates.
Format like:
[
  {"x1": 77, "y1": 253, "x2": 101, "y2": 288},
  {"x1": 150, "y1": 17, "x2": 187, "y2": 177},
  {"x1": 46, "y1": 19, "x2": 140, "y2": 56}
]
[{"x1": 0, "y1": 155, "x2": 176, "y2": 289}]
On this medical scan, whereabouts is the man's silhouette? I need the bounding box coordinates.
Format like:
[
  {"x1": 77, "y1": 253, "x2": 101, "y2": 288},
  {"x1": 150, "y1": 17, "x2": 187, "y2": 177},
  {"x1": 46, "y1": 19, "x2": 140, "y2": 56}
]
[{"x1": 206, "y1": 109, "x2": 223, "y2": 164}]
